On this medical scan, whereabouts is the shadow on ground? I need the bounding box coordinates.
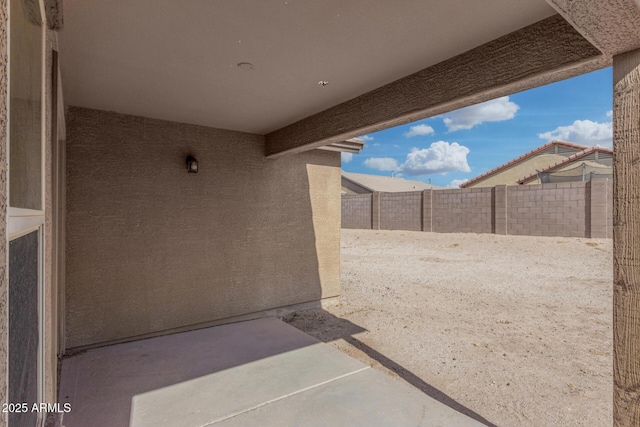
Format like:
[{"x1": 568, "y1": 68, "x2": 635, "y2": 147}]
[{"x1": 283, "y1": 309, "x2": 498, "y2": 427}]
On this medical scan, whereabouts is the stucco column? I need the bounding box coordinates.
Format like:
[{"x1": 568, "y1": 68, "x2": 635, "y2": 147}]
[{"x1": 613, "y1": 47, "x2": 640, "y2": 427}]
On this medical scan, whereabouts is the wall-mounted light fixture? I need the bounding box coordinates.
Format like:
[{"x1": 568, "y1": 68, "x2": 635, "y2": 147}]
[{"x1": 186, "y1": 155, "x2": 198, "y2": 173}]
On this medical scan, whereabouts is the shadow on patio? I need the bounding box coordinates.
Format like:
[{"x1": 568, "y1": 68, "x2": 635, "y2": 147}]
[
  {"x1": 59, "y1": 317, "x2": 489, "y2": 426},
  {"x1": 284, "y1": 310, "x2": 498, "y2": 427}
]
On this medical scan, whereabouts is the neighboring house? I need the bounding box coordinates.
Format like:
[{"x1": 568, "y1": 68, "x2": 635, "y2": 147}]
[
  {"x1": 342, "y1": 171, "x2": 440, "y2": 194},
  {"x1": 461, "y1": 140, "x2": 613, "y2": 188},
  {"x1": 518, "y1": 145, "x2": 613, "y2": 184}
]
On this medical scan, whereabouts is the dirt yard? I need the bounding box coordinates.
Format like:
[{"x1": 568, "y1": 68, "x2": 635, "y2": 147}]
[{"x1": 284, "y1": 229, "x2": 612, "y2": 427}]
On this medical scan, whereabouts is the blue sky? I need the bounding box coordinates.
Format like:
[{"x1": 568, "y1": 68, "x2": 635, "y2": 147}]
[{"x1": 342, "y1": 67, "x2": 613, "y2": 188}]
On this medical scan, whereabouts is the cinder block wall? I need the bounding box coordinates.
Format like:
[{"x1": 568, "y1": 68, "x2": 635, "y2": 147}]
[
  {"x1": 433, "y1": 188, "x2": 493, "y2": 233},
  {"x1": 65, "y1": 107, "x2": 341, "y2": 350},
  {"x1": 507, "y1": 182, "x2": 587, "y2": 237},
  {"x1": 341, "y1": 194, "x2": 372, "y2": 229},
  {"x1": 379, "y1": 192, "x2": 422, "y2": 231},
  {"x1": 342, "y1": 180, "x2": 613, "y2": 238}
]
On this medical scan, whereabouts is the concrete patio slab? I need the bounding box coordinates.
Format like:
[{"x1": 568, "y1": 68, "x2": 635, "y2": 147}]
[
  {"x1": 215, "y1": 367, "x2": 482, "y2": 427},
  {"x1": 59, "y1": 317, "x2": 484, "y2": 427},
  {"x1": 129, "y1": 343, "x2": 367, "y2": 426}
]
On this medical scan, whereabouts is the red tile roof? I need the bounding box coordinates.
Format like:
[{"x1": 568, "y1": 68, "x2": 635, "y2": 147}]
[
  {"x1": 517, "y1": 145, "x2": 613, "y2": 184},
  {"x1": 459, "y1": 140, "x2": 590, "y2": 188}
]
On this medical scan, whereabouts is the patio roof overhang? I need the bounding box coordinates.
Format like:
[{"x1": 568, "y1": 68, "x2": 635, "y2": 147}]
[
  {"x1": 264, "y1": 15, "x2": 607, "y2": 158},
  {"x1": 55, "y1": 0, "x2": 619, "y2": 157},
  {"x1": 264, "y1": 0, "x2": 640, "y2": 158}
]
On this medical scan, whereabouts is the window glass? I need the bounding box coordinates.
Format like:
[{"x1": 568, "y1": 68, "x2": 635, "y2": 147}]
[
  {"x1": 10, "y1": 0, "x2": 43, "y2": 210},
  {"x1": 8, "y1": 231, "x2": 39, "y2": 427}
]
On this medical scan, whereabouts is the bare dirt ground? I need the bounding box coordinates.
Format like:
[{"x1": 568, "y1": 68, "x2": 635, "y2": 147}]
[{"x1": 284, "y1": 229, "x2": 612, "y2": 427}]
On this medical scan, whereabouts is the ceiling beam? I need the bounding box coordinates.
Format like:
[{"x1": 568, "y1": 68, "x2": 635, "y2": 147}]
[
  {"x1": 317, "y1": 146, "x2": 360, "y2": 153},
  {"x1": 265, "y1": 14, "x2": 608, "y2": 159},
  {"x1": 317, "y1": 137, "x2": 365, "y2": 153},
  {"x1": 546, "y1": 0, "x2": 640, "y2": 57}
]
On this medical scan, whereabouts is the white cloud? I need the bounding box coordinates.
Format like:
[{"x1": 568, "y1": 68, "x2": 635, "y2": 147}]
[
  {"x1": 401, "y1": 141, "x2": 471, "y2": 176},
  {"x1": 405, "y1": 124, "x2": 435, "y2": 137},
  {"x1": 364, "y1": 141, "x2": 471, "y2": 176},
  {"x1": 363, "y1": 157, "x2": 399, "y2": 171},
  {"x1": 372, "y1": 143, "x2": 381, "y2": 147},
  {"x1": 447, "y1": 179, "x2": 469, "y2": 189},
  {"x1": 341, "y1": 152, "x2": 353, "y2": 163},
  {"x1": 443, "y1": 96, "x2": 519, "y2": 132},
  {"x1": 606, "y1": 110, "x2": 613, "y2": 118},
  {"x1": 360, "y1": 135, "x2": 374, "y2": 141},
  {"x1": 538, "y1": 119, "x2": 612, "y2": 147}
]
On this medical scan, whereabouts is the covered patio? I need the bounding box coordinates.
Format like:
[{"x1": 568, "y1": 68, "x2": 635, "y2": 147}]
[
  {"x1": 59, "y1": 318, "x2": 484, "y2": 426},
  {"x1": 1, "y1": 0, "x2": 640, "y2": 426}
]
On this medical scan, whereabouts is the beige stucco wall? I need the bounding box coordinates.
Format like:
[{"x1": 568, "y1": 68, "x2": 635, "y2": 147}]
[
  {"x1": 466, "y1": 154, "x2": 565, "y2": 188},
  {"x1": 64, "y1": 107, "x2": 341, "y2": 350}
]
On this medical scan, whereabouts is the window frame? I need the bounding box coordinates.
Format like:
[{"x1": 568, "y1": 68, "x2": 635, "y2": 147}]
[{"x1": 7, "y1": 0, "x2": 48, "y2": 414}]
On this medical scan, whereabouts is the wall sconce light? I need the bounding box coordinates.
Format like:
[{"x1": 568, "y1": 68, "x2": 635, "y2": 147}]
[{"x1": 186, "y1": 155, "x2": 198, "y2": 173}]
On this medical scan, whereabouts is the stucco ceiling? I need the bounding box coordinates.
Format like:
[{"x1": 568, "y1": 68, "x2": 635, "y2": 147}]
[{"x1": 58, "y1": 0, "x2": 556, "y2": 135}]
